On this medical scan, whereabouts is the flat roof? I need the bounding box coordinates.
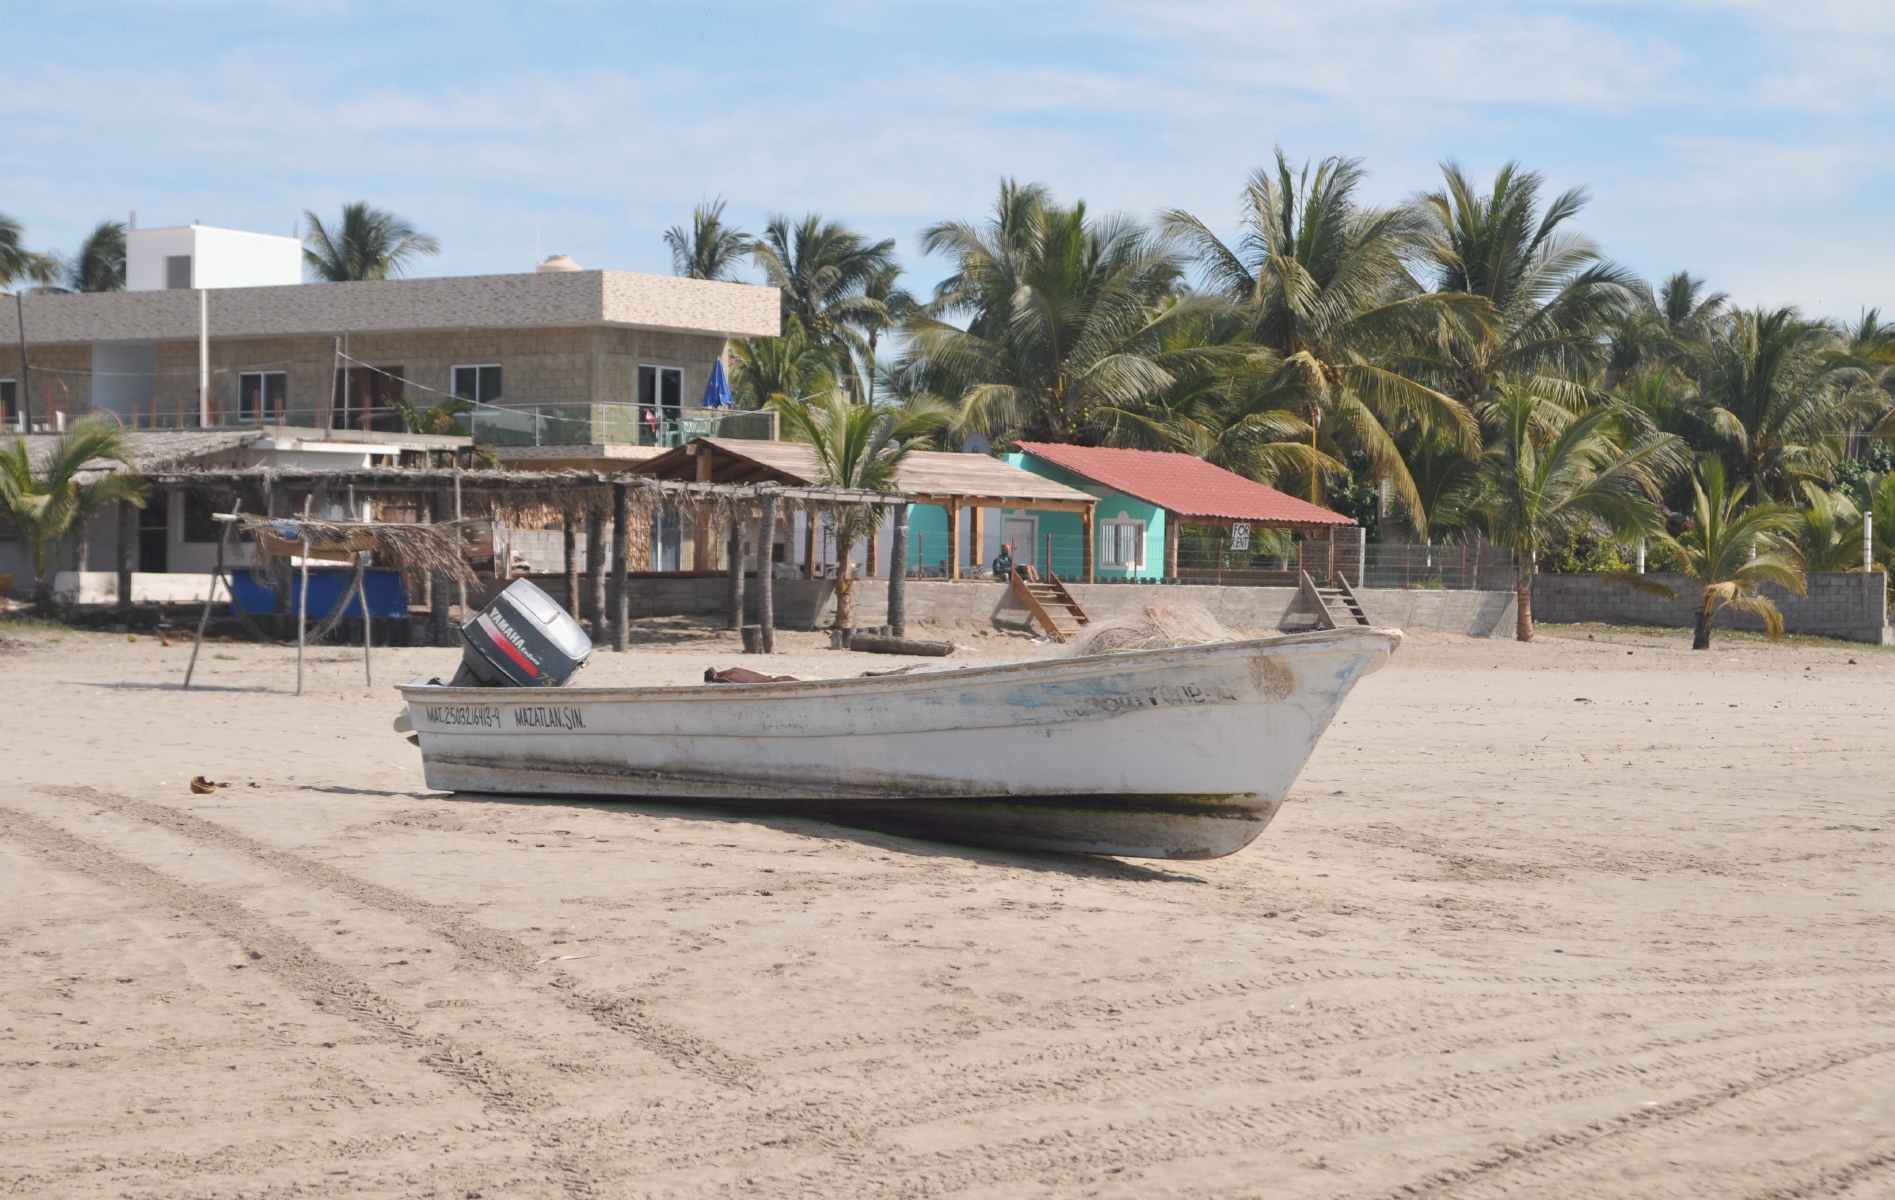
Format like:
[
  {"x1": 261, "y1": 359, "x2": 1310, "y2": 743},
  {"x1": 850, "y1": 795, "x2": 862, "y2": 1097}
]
[{"x1": 14, "y1": 269, "x2": 781, "y2": 345}]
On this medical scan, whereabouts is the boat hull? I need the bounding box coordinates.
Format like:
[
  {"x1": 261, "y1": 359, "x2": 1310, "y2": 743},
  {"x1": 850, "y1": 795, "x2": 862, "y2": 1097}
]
[{"x1": 398, "y1": 628, "x2": 1398, "y2": 859}]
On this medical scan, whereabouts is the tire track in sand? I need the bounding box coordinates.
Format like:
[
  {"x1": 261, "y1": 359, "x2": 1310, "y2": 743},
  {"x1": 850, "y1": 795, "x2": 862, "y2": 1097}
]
[
  {"x1": 0, "y1": 801, "x2": 609, "y2": 1199},
  {"x1": 40, "y1": 785, "x2": 760, "y2": 1091},
  {"x1": 0, "y1": 802, "x2": 538, "y2": 1115}
]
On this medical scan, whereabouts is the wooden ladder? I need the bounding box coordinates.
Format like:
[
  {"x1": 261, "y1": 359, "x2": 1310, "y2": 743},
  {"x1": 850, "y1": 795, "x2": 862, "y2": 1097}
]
[
  {"x1": 1011, "y1": 565, "x2": 1091, "y2": 642},
  {"x1": 1300, "y1": 571, "x2": 1371, "y2": 629}
]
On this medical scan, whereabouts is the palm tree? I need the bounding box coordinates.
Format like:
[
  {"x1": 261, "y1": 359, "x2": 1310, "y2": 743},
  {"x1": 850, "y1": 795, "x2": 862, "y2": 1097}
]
[
  {"x1": 387, "y1": 393, "x2": 473, "y2": 436},
  {"x1": 909, "y1": 180, "x2": 1197, "y2": 446},
  {"x1": 1603, "y1": 272, "x2": 1728, "y2": 387},
  {"x1": 65, "y1": 221, "x2": 126, "y2": 292},
  {"x1": 852, "y1": 263, "x2": 920, "y2": 401},
  {"x1": 1614, "y1": 457, "x2": 1804, "y2": 649},
  {"x1": 1477, "y1": 388, "x2": 1678, "y2": 641},
  {"x1": 0, "y1": 212, "x2": 57, "y2": 288},
  {"x1": 729, "y1": 317, "x2": 836, "y2": 410},
  {"x1": 302, "y1": 202, "x2": 441, "y2": 281},
  {"x1": 1415, "y1": 160, "x2": 1638, "y2": 413},
  {"x1": 769, "y1": 390, "x2": 951, "y2": 628},
  {"x1": 1692, "y1": 307, "x2": 1858, "y2": 500},
  {"x1": 0, "y1": 417, "x2": 149, "y2": 611},
  {"x1": 1785, "y1": 483, "x2": 1864, "y2": 574},
  {"x1": 664, "y1": 197, "x2": 750, "y2": 282},
  {"x1": 750, "y1": 214, "x2": 896, "y2": 393},
  {"x1": 1161, "y1": 153, "x2": 1482, "y2": 511}
]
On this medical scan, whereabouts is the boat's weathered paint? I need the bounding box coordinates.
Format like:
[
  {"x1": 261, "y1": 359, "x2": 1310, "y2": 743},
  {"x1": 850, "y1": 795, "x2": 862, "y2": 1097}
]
[{"x1": 397, "y1": 628, "x2": 1398, "y2": 859}]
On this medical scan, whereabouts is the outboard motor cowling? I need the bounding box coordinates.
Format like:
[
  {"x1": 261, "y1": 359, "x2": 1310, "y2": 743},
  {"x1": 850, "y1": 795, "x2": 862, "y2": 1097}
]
[{"x1": 453, "y1": 578, "x2": 593, "y2": 687}]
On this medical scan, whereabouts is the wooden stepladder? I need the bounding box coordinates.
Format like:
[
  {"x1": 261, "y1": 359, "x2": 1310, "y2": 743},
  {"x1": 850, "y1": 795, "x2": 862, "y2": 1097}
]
[
  {"x1": 1299, "y1": 570, "x2": 1371, "y2": 629},
  {"x1": 1011, "y1": 565, "x2": 1090, "y2": 642}
]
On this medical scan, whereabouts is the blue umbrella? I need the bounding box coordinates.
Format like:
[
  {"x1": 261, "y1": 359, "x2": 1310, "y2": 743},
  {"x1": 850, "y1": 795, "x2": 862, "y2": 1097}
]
[{"x1": 701, "y1": 359, "x2": 733, "y2": 409}]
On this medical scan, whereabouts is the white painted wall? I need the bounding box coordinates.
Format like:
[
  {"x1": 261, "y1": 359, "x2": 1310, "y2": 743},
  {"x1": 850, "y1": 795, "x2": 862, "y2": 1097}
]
[{"x1": 127, "y1": 224, "x2": 302, "y2": 291}]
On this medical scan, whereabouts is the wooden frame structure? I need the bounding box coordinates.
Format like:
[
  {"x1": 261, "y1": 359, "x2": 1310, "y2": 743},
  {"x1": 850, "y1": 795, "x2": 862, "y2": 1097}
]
[{"x1": 637, "y1": 437, "x2": 1101, "y2": 582}]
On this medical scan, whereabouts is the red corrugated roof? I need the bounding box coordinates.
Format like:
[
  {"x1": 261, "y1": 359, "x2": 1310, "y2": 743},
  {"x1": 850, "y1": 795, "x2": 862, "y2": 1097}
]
[{"x1": 1014, "y1": 442, "x2": 1354, "y2": 526}]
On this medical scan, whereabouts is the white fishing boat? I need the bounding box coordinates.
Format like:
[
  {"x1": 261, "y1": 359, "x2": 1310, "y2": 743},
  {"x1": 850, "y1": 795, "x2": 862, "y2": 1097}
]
[{"x1": 396, "y1": 627, "x2": 1399, "y2": 860}]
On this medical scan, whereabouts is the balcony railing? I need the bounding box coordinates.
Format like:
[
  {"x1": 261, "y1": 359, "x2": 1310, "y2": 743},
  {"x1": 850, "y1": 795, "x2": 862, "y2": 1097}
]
[{"x1": 61, "y1": 400, "x2": 780, "y2": 445}]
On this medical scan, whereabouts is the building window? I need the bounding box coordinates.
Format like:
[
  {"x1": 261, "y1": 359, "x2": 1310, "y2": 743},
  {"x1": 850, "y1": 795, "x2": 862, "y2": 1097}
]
[
  {"x1": 1099, "y1": 517, "x2": 1145, "y2": 569},
  {"x1": 453, "y1": 365, "x2": 502, "y2": 405},
  {"x1": 0, "y1": 379, "x2": 14, "y2": 427},
  {"x1": 638, "y1": 365, "x2": 683, "y2": 445},
  {"x1": 239, "y1": 371, "x2": 287, "y2": 423},
  {"x1": 165, "y1": 255, "x2": 192, "y2": 290}
]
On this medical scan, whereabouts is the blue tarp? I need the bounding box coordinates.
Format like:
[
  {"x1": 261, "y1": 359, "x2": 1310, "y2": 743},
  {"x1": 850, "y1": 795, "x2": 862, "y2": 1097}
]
[
  {"x1": 229, "y1": 569, "x2": 409, "y2": 619},
  {"x1": 701, "y1": 358, "x2": 733, "y2": 409}
]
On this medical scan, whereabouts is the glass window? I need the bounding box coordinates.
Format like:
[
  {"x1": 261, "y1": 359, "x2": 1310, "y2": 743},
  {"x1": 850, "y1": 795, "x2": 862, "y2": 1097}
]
[
  {"x1": 453, "y1": 364, "x2": 502, "y2": 404},
  {"x1": 182, "y1": 492, "x2": 221, "y2": 544},
  {"x1": 638, "y1": 365, "x2": 685, "y2": 445},
  {"x1": 0, "y1": 379, "x2": 14, "y2": 428},
  {"x1": 165, "y1": 255, "x2": 192, "y2": 289},
  {"x1": 239, "y1": 371, "x2": 287, "y2": 423},
  {"x1": 1100, "y1": 519, "x2": 1145, "y2": 568}
]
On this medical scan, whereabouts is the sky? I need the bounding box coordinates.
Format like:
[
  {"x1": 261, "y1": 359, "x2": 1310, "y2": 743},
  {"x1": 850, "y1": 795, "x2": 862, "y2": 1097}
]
[{"x1": 4, "y1": 1, "x2": 1894, "y2": 317}]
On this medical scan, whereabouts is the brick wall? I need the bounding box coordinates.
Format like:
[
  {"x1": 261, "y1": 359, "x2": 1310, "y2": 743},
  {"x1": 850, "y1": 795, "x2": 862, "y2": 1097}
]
[{"x1": 1531, "y1": 571, "x2": 1891, "y2": 644}]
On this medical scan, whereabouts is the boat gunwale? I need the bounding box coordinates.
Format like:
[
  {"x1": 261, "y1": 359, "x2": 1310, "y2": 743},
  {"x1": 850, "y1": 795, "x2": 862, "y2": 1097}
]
[{"x1": 395, "y1": 627, "x2": 1401, "y2": 706}]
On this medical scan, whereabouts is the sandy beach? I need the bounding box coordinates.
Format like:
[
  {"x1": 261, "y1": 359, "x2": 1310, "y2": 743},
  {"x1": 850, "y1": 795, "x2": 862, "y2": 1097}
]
[{"x1": 1, "y1": 618, "x2": 1890, "y2": 1199}]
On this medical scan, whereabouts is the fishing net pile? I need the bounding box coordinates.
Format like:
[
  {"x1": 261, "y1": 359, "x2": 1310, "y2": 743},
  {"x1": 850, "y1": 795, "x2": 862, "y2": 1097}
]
[{"x1": 1066, "y1": 602, "x2": 1234, "y2": 655}]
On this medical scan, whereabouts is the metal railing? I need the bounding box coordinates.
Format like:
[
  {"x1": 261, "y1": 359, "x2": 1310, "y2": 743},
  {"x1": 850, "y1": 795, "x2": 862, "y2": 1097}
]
[{"x1": 67, "y1": 401, "x2": 780, "y2": 445}]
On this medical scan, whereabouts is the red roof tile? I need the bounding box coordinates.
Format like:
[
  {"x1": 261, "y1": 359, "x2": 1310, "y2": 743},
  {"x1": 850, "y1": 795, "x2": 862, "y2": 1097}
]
[{"x1": 1014, "y1": 442, "x2": 1354, "y2": 526}]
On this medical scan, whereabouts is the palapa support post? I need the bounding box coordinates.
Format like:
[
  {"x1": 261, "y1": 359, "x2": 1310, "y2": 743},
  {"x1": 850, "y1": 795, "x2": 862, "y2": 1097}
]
[
  {"x1": 116, "y1": 498, "x2": 135, "y2": 612},
  {"x1": 431, "y1": 489, "x2": 452, "y2": 647},
  {"x1": 803, "y1": 508, "x2": 818, "y2": 580},
  {"x1": 886, "y1": 501, "x2": 908, "y2": 638},
  {"x1": 865, "y1": 516, "x2": 878, "y2": 580},
  {"x1": 757, "y1": 490, "x2": 777, "y2": 653},
  {"x1": 562, "y1": 510, "x2": 579, "y2": 619},
  {"x1": 611, "y1": 482, "x2": 629, "y2": 652},
  {"x1": 182, "y1": 502, "x2": 242, "y2": 690},
  {"x1": 946, "y1": 499, "x2": 961, "y2": 580},
  {"x1": 296, "y1": 499, "x2": 312, "y2": 696},
  {"x1": 355, "y1": 550, "x2": 373, "y2": 686},
  {"x1": 969, "y1": 506, "x2": 985, "y2": 574},
  {"x1": 452, "y1": 473, "x2": 466, "y2": 621},
  {"x1": 727, "y1": 510, "x2": 745, "y2": 631},
  {"x1": 1081, "y1": 506, "x2": 1095, "y2": 583},
  {"x1": 586, "y1": 503, "x2": 607, "y2": 643},
  {"x1": 1163, "y1": 511, "x2": 1179, "y2": 581}
]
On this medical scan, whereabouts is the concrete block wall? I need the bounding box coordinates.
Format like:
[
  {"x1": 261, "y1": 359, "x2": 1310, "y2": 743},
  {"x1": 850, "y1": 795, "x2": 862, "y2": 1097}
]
[
  {"x1": 1531, "y1": 571, "x2": 1891, "y2": 644},
  {"x1": 505, "y1": 575, "x2": 1518, "y2": 638}
]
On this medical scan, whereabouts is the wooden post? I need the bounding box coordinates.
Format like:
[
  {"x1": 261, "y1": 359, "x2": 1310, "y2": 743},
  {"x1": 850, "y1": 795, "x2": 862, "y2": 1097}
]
[
  {"x1": 116, "y1": 499, "x2": 136, "y2": 612},
  {"x1": 969, "y1": 505, "x2": 985, "y2": 575},
  {"x1": 586, "y1": 503, "x2": 606, "y2": 642},
  {"x1": 296, "y1": 499, "x2": 311, "y2": 696},
  {"x1": 758, "y1": 491, "x2": 777, "y2": 653},
  {"x1": 727, "y1": 507, "x2": 745, "y2": 631},
  {"x1": 865, "y1": 515, "x2": 878, "y2": 579},
  {"x1": 803, "y1": 507, "x2": 818, "y2": 579},
  {"x1": 887, "y1": 502, "x2": 907, "y2": 637},
  {"x1": 431, "y1": 489, "x2": 452, "y2": 647},
  {"x1": 355, "y1": 551, "x2": 373, "y2": 686},
  {"x1": 693, "y1": 444, "x2": 713, "y2": 569},
  {"x1": 1163, "y1": 510, "x2": 1178, "y2": 581},
  {"x1": 562, "y1": 510, "x2": 579, "y2": 618},
  {"x1": 1081, "y1": 505, "x2": 1096, "y2": 583},
  {"x1": 611, "y1": 482, "x2": 629, "y2": 652},
  {"x1": 946, "y1": 499, "x2": 961, "y2": 580}
]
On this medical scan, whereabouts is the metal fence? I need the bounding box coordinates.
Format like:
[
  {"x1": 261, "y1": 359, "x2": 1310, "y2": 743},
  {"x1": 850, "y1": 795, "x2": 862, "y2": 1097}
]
[{"x1": 78, "y1": 401, "x2": 779, "y2": 446}]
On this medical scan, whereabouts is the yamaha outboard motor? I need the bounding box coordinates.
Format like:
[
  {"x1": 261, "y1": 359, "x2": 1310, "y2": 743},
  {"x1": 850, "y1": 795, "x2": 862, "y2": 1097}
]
[{"x1": 452, "y1": 578, "x2": 593, "y2": 687}]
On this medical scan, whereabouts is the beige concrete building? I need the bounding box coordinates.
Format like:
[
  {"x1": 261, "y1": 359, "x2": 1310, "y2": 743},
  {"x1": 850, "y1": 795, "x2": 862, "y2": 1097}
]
[{"x1": 5, "y1": 267, "x2": 780, "y2": 443}]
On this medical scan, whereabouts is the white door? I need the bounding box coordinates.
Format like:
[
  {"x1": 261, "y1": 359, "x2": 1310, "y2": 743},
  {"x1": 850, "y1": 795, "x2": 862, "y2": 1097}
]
[{"x1": 1001, "y1": 516, "x2": 1038, "y2": 568}]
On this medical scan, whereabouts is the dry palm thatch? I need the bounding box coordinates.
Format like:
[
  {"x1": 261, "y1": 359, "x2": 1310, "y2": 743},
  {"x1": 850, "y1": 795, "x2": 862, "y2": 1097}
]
[{"x1": 239, "y1": 514, "x2": 478, "y2": 586}]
